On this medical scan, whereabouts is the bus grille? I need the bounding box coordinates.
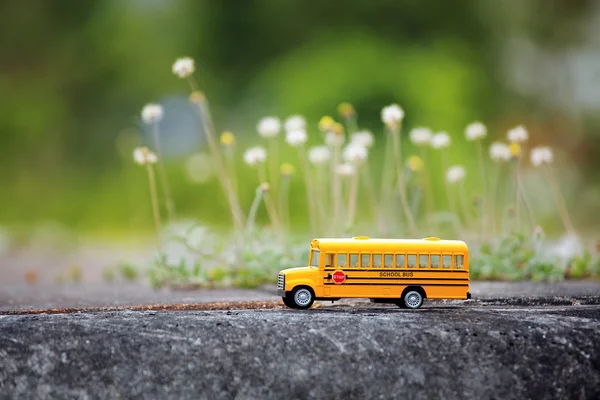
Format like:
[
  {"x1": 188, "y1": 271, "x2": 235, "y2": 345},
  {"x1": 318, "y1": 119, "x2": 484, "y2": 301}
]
[{"x1": 277, "y1": 274, "x2": 285, "y2": 291}]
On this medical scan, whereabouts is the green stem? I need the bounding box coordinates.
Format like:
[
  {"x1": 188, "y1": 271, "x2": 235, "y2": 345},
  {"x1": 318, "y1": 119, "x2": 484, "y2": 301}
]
[
  {"x1": 331, "y1": 146, "x2": 342, "y2": 236},
  {"x1": 360, "y1": 162, "x2": 379, "y2": 226},
  {"x1": 345, "y1": 168, "x2": 360, "y2": 230},
  {"x1": 268, "y1": 138, "x2": 279, "y2": 202},
  {"x1": 458, "y1": 180, "x2": 473, "y2": 231},
  {"x1": 187, "y1": 82, "x2": 245, "y2": 235},
  {"x1": 420, "y1": 147, "x2": 434, "y2": 232},
  {"x1": 151, "y1": 122, "x2": 176, "y2": 222},
  {"x1": 246, "y1": 185, "x2": 265, "y2": 234},
  {"x1": 279, "y1": 176, "x2": 291, "y2": 232},
  {"x1": 489, "y1": 164, "x2": 501, "y2": 236},
  {"x1": 514, "y1": 162, "x2": 521, "y2": 232},
  {"x1": 146, "y1": 165, "x2": 162, "y2": 252},
  {"x1": 391, "y1": 125, "x2": 418, "y2": 237},
  {"x1": 298, "y1": 145, "x2": 317, "y2": 233},
  {"x1": 517, "y1": 174, "x2": 536, "y2": 230},
  {"x1": 378, "y1": 131, "x2": 394, "y2": 235},
  {"x1": 544, "y1": 164, "x2": 575, "y2": 234},
  {"x1": 476, "y1": 140, "x2": 488, "y2": 238},
  {"x1": 258, "y1": 166, "x2": 283, "y2": 237}
]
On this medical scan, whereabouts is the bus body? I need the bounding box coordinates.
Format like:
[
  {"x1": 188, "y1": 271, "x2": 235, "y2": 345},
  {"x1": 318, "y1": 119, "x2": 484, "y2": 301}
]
[{"x1": 277, "y1": 236, "x2": 470, "y2": 309}]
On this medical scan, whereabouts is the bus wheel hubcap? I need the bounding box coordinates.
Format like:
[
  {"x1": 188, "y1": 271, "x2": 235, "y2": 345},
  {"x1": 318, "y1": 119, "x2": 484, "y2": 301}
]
[
  {"x1": 405, "y1": 292, "x2": 421, "y2": 308},
  {"x1": 295, "y1": 289, "x2": 311, "y2": 306}
]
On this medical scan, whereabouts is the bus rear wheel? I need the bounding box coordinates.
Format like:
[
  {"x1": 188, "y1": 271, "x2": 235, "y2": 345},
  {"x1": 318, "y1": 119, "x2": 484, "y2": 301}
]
[
  {"x1": 291, "y1": 286, "x2": 314, "y2": 309},
  {"x1": 399, "y1": 289, "x2": 424, "y2": 309},
  {"x1": 282, "y1": 295, "x2": 298, "y2": 309}
]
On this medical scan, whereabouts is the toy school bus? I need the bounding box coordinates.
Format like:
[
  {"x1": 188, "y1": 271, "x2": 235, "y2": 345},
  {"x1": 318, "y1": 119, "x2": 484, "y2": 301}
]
[{"x1": 277, "y1": 236, "x2": 470, "y2": 309}]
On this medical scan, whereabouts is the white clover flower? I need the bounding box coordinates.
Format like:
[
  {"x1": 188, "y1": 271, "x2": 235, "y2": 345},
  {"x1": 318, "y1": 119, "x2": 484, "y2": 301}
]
[
  {"x1": 308, "y1": 146, "x2": 331, "y2": 166},
  {"x1": 336, "y1": 163, "x2": 356, "y2": 177},
  {"x1": 381, "y1": 104, "x2": 404, "y2": 128},
  {"x1": 553, "y1": 233, "x2": 583, "y2": 262},
  {"x1": 431, "y1": 132, "x2": 451, "y2": 149},
  {"x1": 141, "y1": 103, "x2": 164, "y2": 124},
  {"x1": 325, "y1": 131, "x2": 345, "y2": 147},
  {"x1": 285, "y1": 129, "x2": 307, "y2": 147},
  {"x1": 351, "y1": 130, "x2": 374, "y2": 148},
  {"x1": 172, "y1": 57, "x2": 195, "y2": 78},
  {"x1": 257, "y1": 117, "x2": 281, "y2": 138},
  {"x1": 243, "y1": 146, "x2": 267, "y2": 166},
  {"x1": 133, "y1": 146, "x2": 158, "y2": 166},
  {"x1": 446, "y1": 165, "x2": 465, "y2": 184},
  {"x1": 343, "y1": 143, "x2": 368, "y2": 164},
  {"x1": 409, "y1": 127, "x2": 432, "y2": 146},
  {"x1": 489, "y1": 142, "x2": 511, "y2": 162},
  {"x1": 530, "y1": 146, "x2": 553, "y2": 167},
  {"x1": 284, "y1": 115, "x2": 306, "y2": 132},
  {"x1": 465, "y1": 122, "x2": 487, "y2": 141},
  {"x1": 507, "y1": 125, "x2": 529, "y2": 143}
]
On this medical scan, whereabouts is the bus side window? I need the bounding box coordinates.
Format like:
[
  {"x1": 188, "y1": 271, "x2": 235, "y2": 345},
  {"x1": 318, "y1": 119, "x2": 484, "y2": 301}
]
[
  {"x1": 407, "y1": 254, "x2": 416, "y2": 268},
  {"x1": 455, "y1": 254, "x2": 464, "y2": 269},
  {"x1": 396, "y1": 254, "x2": 405, "y2": 268},
  {"x1": 384, "y1": 254, "x2": 394, "y2": 268},
  {"x1": 337, "y1": 253, "x2": 347, "y2": 268},
  {"x1": 431, "y1": 254, "x2": 440, "y2": 268},
  {"x1": 419, "y1": 254, "x2": 429, "y2": 268},
  {"x1": 442, "y1": 254, "x2": 452, "y2": 268},
  {"x1": 326, "y1": 253, "x2": 335, "y2": 268},
  {"x1": 360, "y1": 253, "x2": 371, "y2": 268},
  {"x1": 373, "y1": 254, "x2": 382, "y2": 268},
  {"x1": 349, "y1": 253, "x2": 359, "y2": 268}
]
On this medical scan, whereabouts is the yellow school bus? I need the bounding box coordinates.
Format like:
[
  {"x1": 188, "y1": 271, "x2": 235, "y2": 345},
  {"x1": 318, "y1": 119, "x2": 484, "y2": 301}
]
[{"x1": 277, "y1": 236, "x2": 470, "y2": 309}]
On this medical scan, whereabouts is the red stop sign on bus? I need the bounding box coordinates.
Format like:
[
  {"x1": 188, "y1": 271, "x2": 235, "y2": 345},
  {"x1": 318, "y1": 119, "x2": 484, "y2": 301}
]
[{"x1": 332, "y1": 270, "x2": 346, "y2": 284}]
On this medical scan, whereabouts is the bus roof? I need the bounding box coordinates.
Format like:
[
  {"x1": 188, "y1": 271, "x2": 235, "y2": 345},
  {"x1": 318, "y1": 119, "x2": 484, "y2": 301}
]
[{"x1": 310, "y1": 237, "x2": 468, "y2": 253}]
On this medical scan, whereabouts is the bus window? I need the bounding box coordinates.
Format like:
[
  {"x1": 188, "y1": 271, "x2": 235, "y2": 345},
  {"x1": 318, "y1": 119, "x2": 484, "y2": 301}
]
[
  {"x1": 419, "y1": 254, "x2": 429, "y2": 268},
  {"x1": 396, "y1": 254, "x2": 405, "y2": 268},
  {"x1": 384, "y1": 254, "x2": 394, "y2": 268},
  {"x1": 311, "y1": 250, "x2": 320, "y2": 267},
  {"x1": 349, "y1": 253, "x2": 359, "y2": 268},
  {"x1": 360, "y1": 253, "x2": 371, "y2": 268},
  {"x1": 407, "y1": 254, "x2": 416, "y2": 268},
  {"x1": 442, "y1": 255, "x2": 452, "y2": 268},
  {"x1": 455, "y1": 254, "x2": 464, "y2": 269},
  {"x1": 431, "y1": 254, "x2": 440, "y2": 268},
  {"x1": 326, "y1": 253, "x2": 335, "y2": 268},
  {"x1": 337, "y1": 253, "x2": 347, "y2": 268},
  {"x1": 373, "y1": 254, "x2": 382, "y2": 268}
]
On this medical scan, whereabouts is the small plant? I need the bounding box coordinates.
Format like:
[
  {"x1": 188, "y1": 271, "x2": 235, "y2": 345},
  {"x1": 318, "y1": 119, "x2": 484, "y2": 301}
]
[
  {"x1": 68, "y1": 264, "x2": 83, "y2": 283},
  {"x1": 102, "y1": 267, "x2": 116, "y2": 282},
  {"x1": 118, "y1": 262, "x2": 139, "y2": 282}
]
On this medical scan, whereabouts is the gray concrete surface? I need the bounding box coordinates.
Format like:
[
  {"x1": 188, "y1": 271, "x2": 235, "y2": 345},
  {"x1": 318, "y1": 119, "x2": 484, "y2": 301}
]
[
  {"x1": 0, "y1": 283, "x2": 275, "y2": 311},
  {"x1": 1, "y1": 280, "x2": 600, "y2": 311},
  {"x1": 1, "y1": 302, "x2": 599, "y2": 400}
]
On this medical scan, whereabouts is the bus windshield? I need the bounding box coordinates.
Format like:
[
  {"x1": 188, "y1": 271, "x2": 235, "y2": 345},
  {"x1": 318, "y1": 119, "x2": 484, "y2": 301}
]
[{"x1": 310, "y1": 249, "x2": 320, "y2": 268}]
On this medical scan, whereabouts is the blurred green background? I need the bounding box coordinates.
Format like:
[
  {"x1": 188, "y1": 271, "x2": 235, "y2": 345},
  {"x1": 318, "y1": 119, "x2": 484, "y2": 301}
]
[{"x1": 2, "y1": 0, "x2": 600, "y2": 237}]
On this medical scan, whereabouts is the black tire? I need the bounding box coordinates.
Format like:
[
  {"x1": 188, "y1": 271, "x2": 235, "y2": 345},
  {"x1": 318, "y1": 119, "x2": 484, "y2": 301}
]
[
  {"x1": 401, "y1": 289, "x2": 424, "y2": 309},
  {"x1": 282, "y1": 295, "x2": 297, "y2": 309},
  {"x1": 291, "y1": 286, "x2": 315, "y2": 310},
  {"x1": 394, "y1": 299, "x2": 407, "y2": 309}
]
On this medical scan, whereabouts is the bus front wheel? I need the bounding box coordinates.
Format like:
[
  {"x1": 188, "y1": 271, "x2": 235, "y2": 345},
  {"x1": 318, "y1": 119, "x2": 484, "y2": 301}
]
[
  {"x1": 282, "y1": 295, "x2": 298, "y2": 309},
  {"x1": 291, "y1": 286, "x2": 314, "y2": 309}
]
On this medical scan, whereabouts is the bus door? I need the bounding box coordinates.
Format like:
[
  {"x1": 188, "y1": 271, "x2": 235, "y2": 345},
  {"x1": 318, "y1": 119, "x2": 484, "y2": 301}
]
[{"x1": 323, "y1": 252, "x2": 357, "y2": 298}]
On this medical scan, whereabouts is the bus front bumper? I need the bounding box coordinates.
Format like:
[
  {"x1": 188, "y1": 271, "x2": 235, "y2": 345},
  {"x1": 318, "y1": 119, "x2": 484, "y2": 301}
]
[
  {"x1": 277, "y1": 289, "x2": 286, "y2": 297},
  {"x1": 466, "y1": 292, "x2": 471, "y2": 299}
]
